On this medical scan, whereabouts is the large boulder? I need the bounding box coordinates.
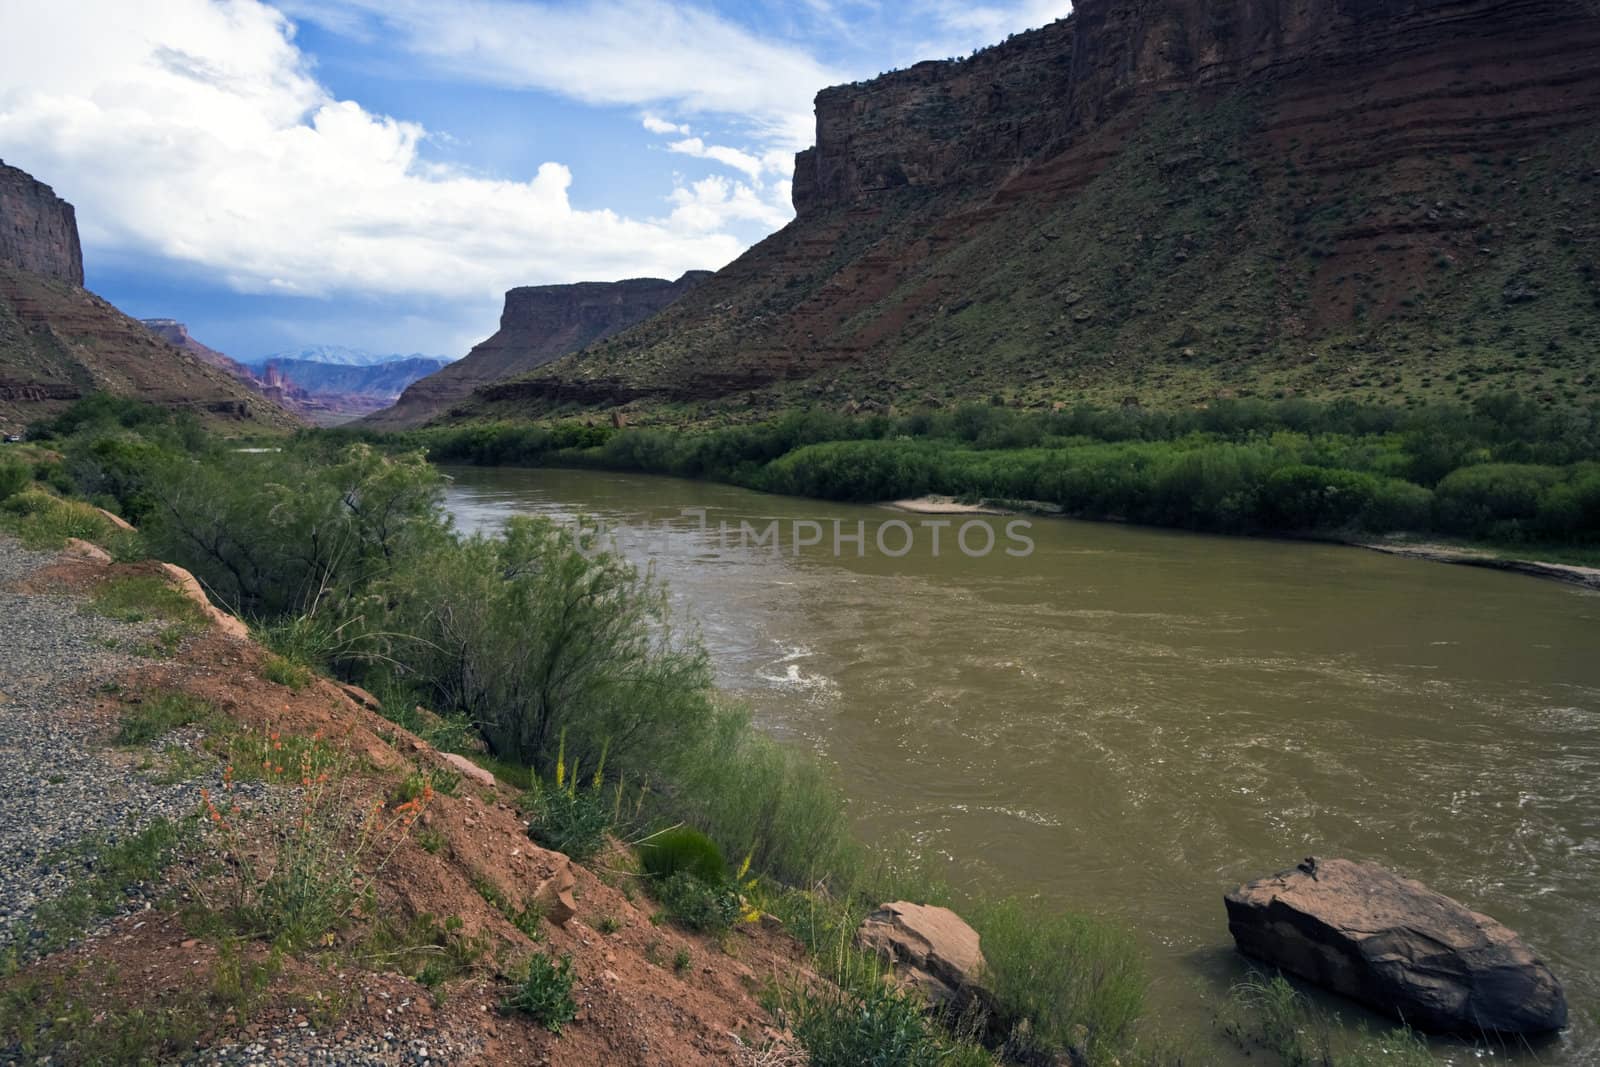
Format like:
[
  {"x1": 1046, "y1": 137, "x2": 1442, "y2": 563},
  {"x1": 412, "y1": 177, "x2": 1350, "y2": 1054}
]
[
  {"x1": 856, "y1": 901, "x2": 988, "y2": 1012},
  {"x1": 1225, "y1": 858, "x2": 1567, "y2": 1035}
]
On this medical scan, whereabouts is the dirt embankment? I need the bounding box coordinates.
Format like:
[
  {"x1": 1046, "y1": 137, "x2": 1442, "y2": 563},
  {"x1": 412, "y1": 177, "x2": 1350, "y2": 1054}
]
[{"x1": 0, "y1": 537, "x2": 815, "y2": 1065}]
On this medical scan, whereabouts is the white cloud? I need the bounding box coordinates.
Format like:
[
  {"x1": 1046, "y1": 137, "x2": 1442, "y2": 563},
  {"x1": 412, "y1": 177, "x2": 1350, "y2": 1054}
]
[
  {"x1": 667, "y1": 175, "x2": 792, "y2": 234},
  {"x1": 291, "y1": 0, "x2": 841, "y2": 151},
  {"x1": 642, "y1": 115, "x2": 690, "y2": 136},
  {"x1": 666, "y1": 137, "x2": 767, "y2": 183},
  {"x1": 0, "y1": 0, "x2": 758, "y2": 301}
]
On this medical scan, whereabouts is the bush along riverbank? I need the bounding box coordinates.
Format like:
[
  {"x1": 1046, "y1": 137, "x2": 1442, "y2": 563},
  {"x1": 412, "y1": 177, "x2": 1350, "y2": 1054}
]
[
  {"x1": 2, "y1": 395, "x2": 1473, "y2": 1065},
  {"x1": 343, "y1": 394, "x2": 1600, "y2": 566}
]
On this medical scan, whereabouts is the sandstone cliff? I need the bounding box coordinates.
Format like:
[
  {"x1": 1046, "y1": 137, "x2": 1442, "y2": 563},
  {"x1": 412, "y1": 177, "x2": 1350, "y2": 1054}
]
[
  {"x1": 0, "y1": 160, "x2": 83, "y2": 287},
  {"x1": 364, "y1": 272, "x2": 712, "y2": 427},
  {"x1": 0, "y1": 164, "x2": 295, "y2": 433},
  {"x1": 466, "y1": 0, "x2": 1600, "y2": 420}
]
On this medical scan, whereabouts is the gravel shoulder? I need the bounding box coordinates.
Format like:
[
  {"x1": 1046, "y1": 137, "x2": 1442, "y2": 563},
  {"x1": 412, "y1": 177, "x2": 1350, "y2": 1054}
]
[{"x1": 0, "y1": 536, "x2": 228, "y2": 953}]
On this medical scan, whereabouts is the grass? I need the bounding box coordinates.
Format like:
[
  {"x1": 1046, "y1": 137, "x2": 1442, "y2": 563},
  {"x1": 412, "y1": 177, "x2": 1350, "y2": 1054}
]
[
  {"x1": 260, "y1": 654, "x2": 313, "y2": 691},
  {"x1": 1218, "y1": 975, "x2": 1438, "y2": 1067},
  {"x1": 90, "y1": 574, "x2": 204, "y2": 626},
  {"x1": 472, "y1": 875, "x2": 547, "y2": 939},
  {"x1": 0, "y1": 488, "x2": 132, "y2": 552},
  {"x1": 115, "y1": 692, "x2": 216, "y2": 746},
  {"x1": 361, "y1": 913, "x2": 487, "y2": 990},
  {"x1": 968, "y1": 896, "x2": 1146, "y2": 1060},
  {"x1": 0, "y1": 971, "x2": 211, "y2": 1065},
  {"x1": 5, "y1": 819, "x2": 181, "y2": 965},
  {"x1": 501, "y1": 952, "x2": 577, "y2": 1034}
]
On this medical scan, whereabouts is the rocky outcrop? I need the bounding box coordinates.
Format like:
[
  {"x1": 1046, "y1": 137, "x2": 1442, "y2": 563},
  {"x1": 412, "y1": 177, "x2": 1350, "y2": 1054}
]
[
  {"x1": 1225, "y1": 858, "x2": 1568, "y2": 1035},
  {"x1": 158, "y1": 561, "x2": 251, "y2": 641},
  {"x1": 362, "y1": 272, "x2": 712, "y2": 428},
  {"x1": 856, "y1": 901, "x2": 989, "y2": 1012},
  {"x1": 141, "y1": 319, "x2": 256, "y2": 379},
  {"x1": 0, "y1": 161, "x2": 83, "y2": 286},
  {"x1": 467, "y1": 0, "x2": 1600, "y2": 420}
]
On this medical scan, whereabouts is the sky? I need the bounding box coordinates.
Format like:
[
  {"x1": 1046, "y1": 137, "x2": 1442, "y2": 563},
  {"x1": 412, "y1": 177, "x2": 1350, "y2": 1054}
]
[{"x1": 0, "y1": 0, "x2": 1070, "y2": 361}]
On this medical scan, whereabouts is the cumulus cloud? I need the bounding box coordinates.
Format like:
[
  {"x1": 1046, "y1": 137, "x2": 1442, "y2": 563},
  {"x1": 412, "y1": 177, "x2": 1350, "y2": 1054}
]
[
  {"x1": 0, "y1": 0, "x2": 763, "y2": 301},
  {"x1": 667, "y1": 175, "x2": 793, "y2": 234}
]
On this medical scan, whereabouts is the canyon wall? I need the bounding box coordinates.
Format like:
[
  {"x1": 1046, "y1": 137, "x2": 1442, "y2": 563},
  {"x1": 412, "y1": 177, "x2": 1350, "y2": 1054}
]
[
  {"x1": 0, "y1": 161, "x2": 83, "y2": 286},
  {"x1": 365, "y1": 271, "x2": 712, "y2": 427},
  {"x1": 795, "y1": 0, "x2": 1600, "y2": 214}
]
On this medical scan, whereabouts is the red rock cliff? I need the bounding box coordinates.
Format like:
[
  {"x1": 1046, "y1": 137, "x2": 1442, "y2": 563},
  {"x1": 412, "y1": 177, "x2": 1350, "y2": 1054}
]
[
  {"x1": 794, "y1": 0, "x2": 1600, "y2": 215},
  {"x1": 0, "y1": 160, "x2": 84, "y2": 286}
]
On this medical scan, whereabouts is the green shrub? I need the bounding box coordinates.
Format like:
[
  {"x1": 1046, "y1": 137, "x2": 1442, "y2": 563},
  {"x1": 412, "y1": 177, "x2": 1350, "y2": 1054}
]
[
  {"x1": 501, "y1": 953, "x2": 577, "y2": 1034},
  {"x1": 1434, "y1": 463, "x2": 1562, "y2": 538},
  {"x1": 360, "y1": 516, "x2": 716, "y2": 775},
  {"x1": 0, "y1": 458, "x2": 29, "y2": 502},
  {"x1": 654, "y1": 871, "x2": 740, "y2": 932},
  {"x1": 524, "y1": 779, "x2": 613, "y2": 862},
  {"x1": 970, "y1": 897, "x2": 1145, "y2": 1061},
  {"x1": 786, "y1": 978, "x2": 950, "y2": 1067},
  {"x1": 639, "y1": 827, "x2": 726, "y2": 885}
]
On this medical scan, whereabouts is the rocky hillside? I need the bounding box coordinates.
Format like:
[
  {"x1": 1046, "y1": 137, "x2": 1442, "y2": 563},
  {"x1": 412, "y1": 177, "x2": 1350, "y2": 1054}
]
[
  {"x1": 460, "y1": 0, "x2": 1600, "y2": 423},
  {"x1": 365, "y1": 272, "x2": 712, "y2": 427},
  {"x1": 0, "y1": 164, "x2": 294, "y2": 434}
]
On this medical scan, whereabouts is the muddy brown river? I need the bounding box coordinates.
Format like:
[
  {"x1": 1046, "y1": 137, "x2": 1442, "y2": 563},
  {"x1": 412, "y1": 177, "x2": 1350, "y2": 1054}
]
[{"x1": 442, "y1": 465, "x2": 1600, "y2": 1063}]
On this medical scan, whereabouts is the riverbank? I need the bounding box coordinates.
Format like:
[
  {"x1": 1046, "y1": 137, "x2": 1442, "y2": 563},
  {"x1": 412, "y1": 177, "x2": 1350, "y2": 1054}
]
[
  {"x1": 890, "y1": 492, "x2": 1600, "y2": 589},
  {"x1": 0, "y1": 530, "x2": 823, "y2": 1065},
  {"x1": 1356, "y1": 539, "x2": 1600, "y2": 591},
  {"x1": 380, "y1": 396, "x2": 1600, "y2": 583}
]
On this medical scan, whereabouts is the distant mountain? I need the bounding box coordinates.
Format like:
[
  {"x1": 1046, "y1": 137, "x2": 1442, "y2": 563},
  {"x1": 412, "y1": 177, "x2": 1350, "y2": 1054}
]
[
  {"x1": 247, "y1": 345, "x2": 446, "y2": 369},
  {"x1": 257, "y1": 356, "x2": 449, "y2": 415},
  {"x1": 0, "y1": 160, "x2": 296, "y2": 434}
]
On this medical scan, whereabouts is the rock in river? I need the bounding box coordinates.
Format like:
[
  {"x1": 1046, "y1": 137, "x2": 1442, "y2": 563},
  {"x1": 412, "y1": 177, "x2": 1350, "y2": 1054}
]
[{"x1": 1225, "y1": 857, "x2": 1567, "y2": 1035}]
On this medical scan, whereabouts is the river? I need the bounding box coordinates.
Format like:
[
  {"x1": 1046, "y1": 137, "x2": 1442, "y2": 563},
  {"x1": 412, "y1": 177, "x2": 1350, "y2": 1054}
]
[{"x1": 441, "y1": 465, "x2": 1600, "y2": 1063}]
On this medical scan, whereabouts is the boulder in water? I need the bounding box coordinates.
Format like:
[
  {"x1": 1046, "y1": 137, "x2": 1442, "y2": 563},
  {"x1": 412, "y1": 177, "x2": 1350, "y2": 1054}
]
[{"x1": 1225, "y1": 857, "x2": 1567, "y2": 1035}]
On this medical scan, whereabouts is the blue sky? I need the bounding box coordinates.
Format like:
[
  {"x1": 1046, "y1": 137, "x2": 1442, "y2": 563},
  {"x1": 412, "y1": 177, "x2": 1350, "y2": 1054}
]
[{"x1": 0, "y1": 0, "x2": 1068, "y2": 361}]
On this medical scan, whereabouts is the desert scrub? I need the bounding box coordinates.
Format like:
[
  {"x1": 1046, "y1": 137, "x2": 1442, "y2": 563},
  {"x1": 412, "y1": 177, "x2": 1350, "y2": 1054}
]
[
  {"x1": 501, "y1": 952, "x2": 577, "y2": 1034},
  {"x1": 654, "y1": 872, "x2": 741, "y2": 933},
  {"x1": 362, "y1": 912, "x2": 487, "y2": 989},
  {"x1": 194, "y1": 739, "x2": 434, "y2": 948},
  {"x1": 115, "y1": 691, "x2": 216, "y2": 746},
  {"x1": 780, "y1": 975, "x2": 992, "y2": 1067},
  {"x1": 970, "y1": 897, "x2": 1145, "y2": 1061}
]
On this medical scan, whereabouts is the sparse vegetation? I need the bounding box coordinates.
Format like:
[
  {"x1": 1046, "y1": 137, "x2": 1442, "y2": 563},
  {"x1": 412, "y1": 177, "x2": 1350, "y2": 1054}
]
[
  {"x1": 501, "y1": 952, "x2": 578, "y2": 1034},
  {"x1": 115, "y1": 691, "x2": 215, "y2": 745}
]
